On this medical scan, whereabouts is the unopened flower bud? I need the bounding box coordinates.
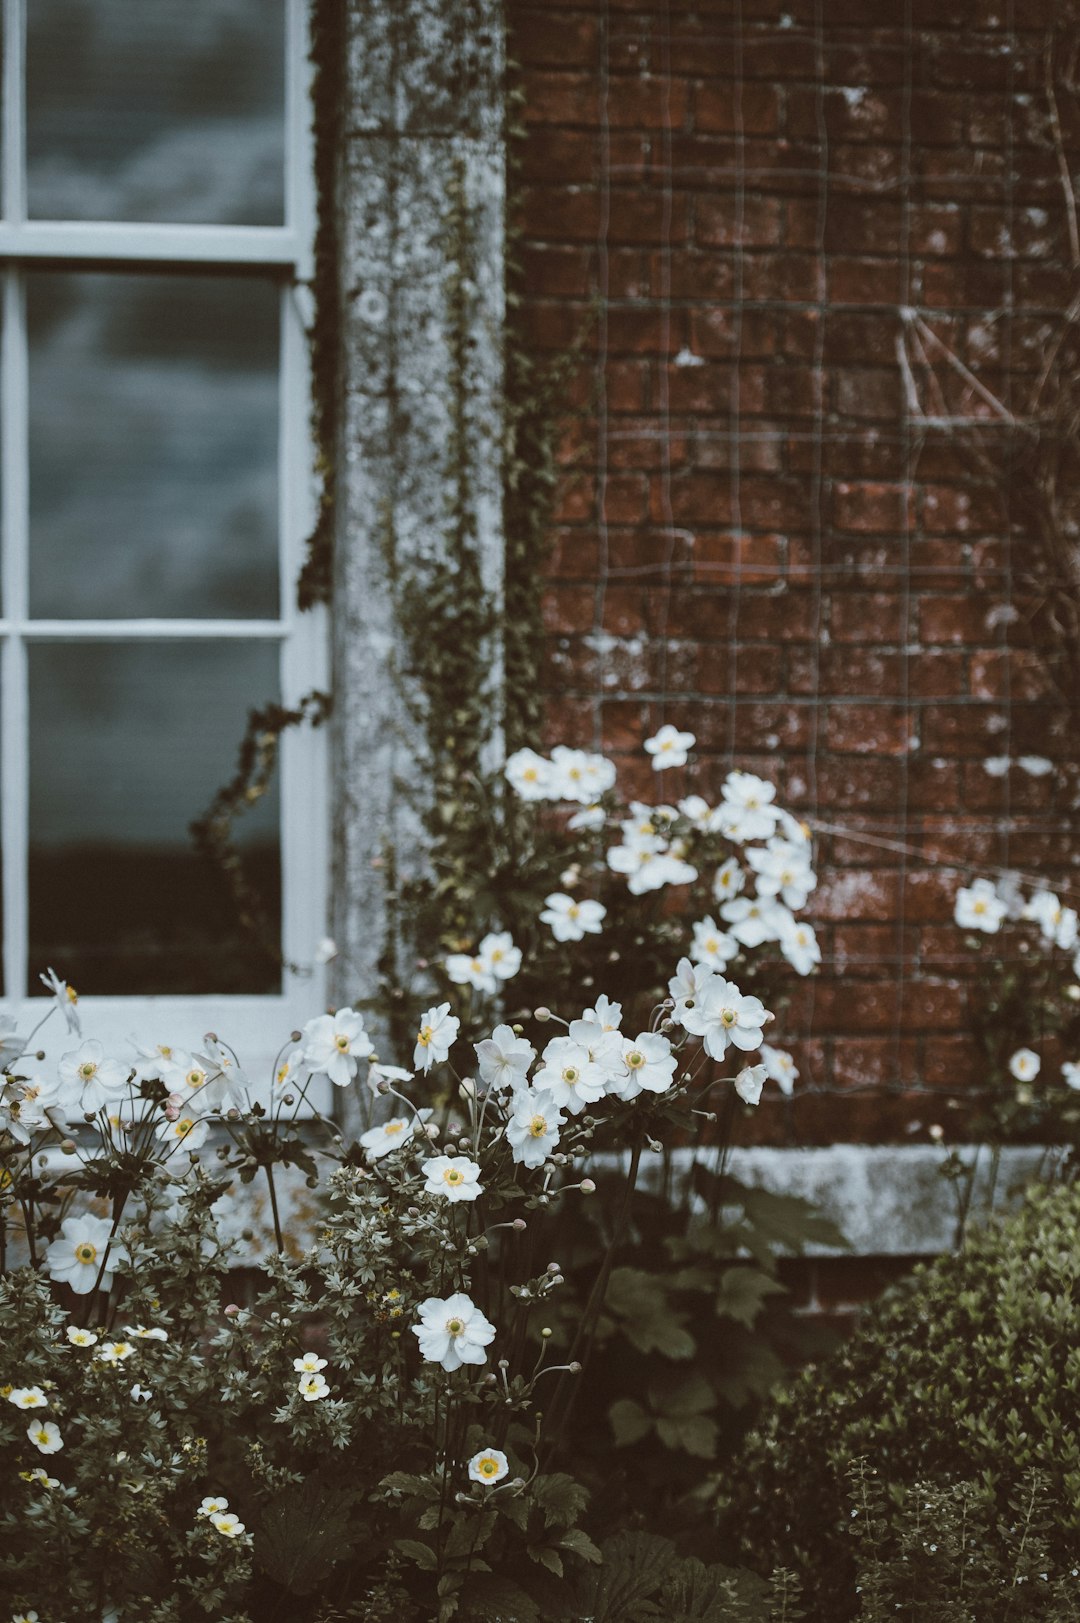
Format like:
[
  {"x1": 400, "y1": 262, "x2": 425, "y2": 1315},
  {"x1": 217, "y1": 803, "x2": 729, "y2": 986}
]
[
  {"x1": 377, "y1": 1079, "x2": 391, "y2": 1095},
  {"x1": 541, "y1": 1327, "x2": 553, "y2": 1339},
  {"x1": 224, "y1": 1304, "x2": 240, "y2": 1317},
  {"x1": 205, "y1": 1031, "x2": 218, "y2": 1044},
  {"x1": 546, "y1": 1263, "x2": 561, "y2": 1275},
  {"x1": 36, "y1": 1050, "x2": 46, "y2": 1062},
  {"x1": 579, "y1": 1178, "x2": 596, "y2": 1194},
  {"x1": 291, "y1": 1030, "x2": 302, "y2": 1043},
  {"x1": 512, "y1": 1024, "x2": 524, "y2": 1035},
  {"x1": 424, "y1": 1123, "x2": 440, "y2": 1139},
  {"x1": 60, "y1": 1138, "x2": 77, "y2": 1155},
  {"x1": 534, "y1": 1007, "x2": 551, "y2": 1023},
  {"x1": 568, "y1": 1361, "x2": 582, "y2": 1374},
  {"x1": 498, "y1": 1358, "x2": 509, "y2": 1370},
  {"x1": 661, "y1": 1019, "x2": 675, "y2": 1033},
  {"x1": 283, "y1": 1093, "x2": 295, "y2": 1106},
  {"x1": 1067, "y1": 984, "x2": 1080, "y2": 1003},
  {"x1": 407, "y1": 1206, "x2": 420, "y2": 1217},
  {"x1": 483, "y1": 1373, "x2": 497, "y2": 1385},
  {"x1": 512, "y1": 1217, "x2": 527, "y2": 1231}
]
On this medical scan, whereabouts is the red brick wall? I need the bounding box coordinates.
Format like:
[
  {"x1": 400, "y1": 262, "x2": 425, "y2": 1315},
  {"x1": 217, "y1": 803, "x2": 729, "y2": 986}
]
[{"x1": 510, "y1": 0, "x2": 1080, "y2": 1142}]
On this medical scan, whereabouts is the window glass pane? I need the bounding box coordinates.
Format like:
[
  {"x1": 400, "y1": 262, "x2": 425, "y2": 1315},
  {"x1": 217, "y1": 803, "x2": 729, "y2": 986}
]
[
  {"x1": 28, "y1": 272, "x2": 280, "y2": 620},
  {"x1": 28, "y1": 641, "x2": 281, "y2": 996},
  {"x1": 26, "y1": 0, "x2": 285, "y2": 225}
]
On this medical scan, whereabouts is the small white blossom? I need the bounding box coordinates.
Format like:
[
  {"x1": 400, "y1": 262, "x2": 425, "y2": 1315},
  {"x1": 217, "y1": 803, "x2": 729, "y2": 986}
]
[
  {"x1": 198, "y1": 1496, "x2": 230, "y2": 1518},
  {"x1": 644, "y1": 724, "x2": 695, "y2": 769},
  {"x1": 779, "y1": 917, "x2": 822, "y2": 977},
  {"x1": 45, "y1": 1213, "x2": 118, "y2": 1295},
  {"x1": 720, "y1": 896, "x2": 786, "y2": 949},
  {"x1": 65, "y1": 1326, "x2": 98, "y2": 1347},
  {"x1": 1008, "y1": 1048, "x2": 1040, "y2": 1082},
  {"x1": 58, "y1": 1040, "x2": 128, "y2": 1114},
  {"x1": 668, "y1": 957, "x2": 712, "y2": 1024},
  {"x1": 534, "y1": 1037, "x2": 607, "y2": 1114},
  {"x1": 414, "y1": 1003, "x2": 460, "y2": 1071},
  {"x1": 550, "y1": 745, "x2": 613, "y2": 804},
  {"x1": 1024, "y1": 891, "x2": 1079, "y2": 951},
  {"x1": 609, "y1": 1032, "x2": 677, "y2": 1101},
  {"x1": 468, "y1": 1447, "x2": 510, "y2": 1485},
  {"x1": 26, "y1": 1420, "x2": 62, "y2": 1454},
  {"x1": 539, "y1": 893, "x2": 606, "y2": 942},
  {"x1": 297, "y1": 1372, "x2": 330, "y2": 1401},
  {"x1": 210, "y1": 1511, "x2": 246, "y2": 1537},
  {"x1": 1063, "y1": 1061, "x2": 1080, "y2": 1091},
  {"x1": 479, "y1": 931, "x2": 521, "y2": 982},
  {"x1": 718, "y1": 772, "x2": 780, "y2": 842},
  {"x1": 474, "y1": 1025, "x2": 535, "y2": 1092},
  {"x1": 445, "y1": 951, "x2": 497, "y2": 995},
  {"x1": 735, "y1": 1064, "x2": 767, "y2": 1106},
  {"x1": 690, "y1": 916, "x2": 737, "y2": 971},
  {"x1": 747, "y1": 839, "x2": 817, "y2": 910},
  {"x1": 505, "y1": 748, "x2": 555, "y2": 801},
  {"x1": 19, "y1": 1468, "x2": 59, "y2": 1488},
  {"x1": 125, "y1": 1325, "x2": 168, "y2": 1342},
  {"x1": 359, "y1": 1117, "x2": 413, "y2": 1160},
  {"x1": 7, "y1": 1387, "x2": 48, "y2": 1410},
  {"x1": 760, "y1": 1043, "x2": 799, "y2": 1096},
  {"x1": 293, "y1": 1352, "x2": 328, "y2": 1373},
  {"x1": 567, "y1": 803, "x2": 607, "y2": 831},
  {"x1": 130, "y1": 1384, "x2": 153, "y2": 1403},
  {"x1": 680, "y1": 975, "x2": 768, "y2": 1060},
  {"x1": 412, "y1": 1292, "x2": 496, "y2": 1372},
  {"x1": 421, "y1": 1154, "x2": 483, "y2": 1203},
  {"x1": 506, "y1": 1089, "x2": 565, "y2": 1168},
  {"x1": 581, "y1": 994, "x2": 623, "y2": 1032},
  {"x1": 954, "y1": 878, "x2": 1008, "y2": 934},
  {"x1": 155, "y1": 1112, "x2": 209, "y2": 1154},
  {"x1": 303, "y1": 1008, "x2": 373, "y2": 1087},
  {"x1": 712, "y1": 857, "x2": 745, "y2": 902},
  {"x1": 40, "y1": 967, "x2": 81, "y2": 1034},
  {"x1": 96, "y1": 1340, "x2": 135, "y2": 1365}
]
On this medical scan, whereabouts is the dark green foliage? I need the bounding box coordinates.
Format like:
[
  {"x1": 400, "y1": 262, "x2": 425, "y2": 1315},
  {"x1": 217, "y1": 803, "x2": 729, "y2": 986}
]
[{"x1": 724, "y1": 1183, "x2": 1080, "y2": 1621}]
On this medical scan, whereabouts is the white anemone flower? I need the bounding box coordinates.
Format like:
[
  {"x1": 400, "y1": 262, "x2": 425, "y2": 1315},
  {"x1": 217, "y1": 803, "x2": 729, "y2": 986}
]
[
  {"x1": 421, "y1": 1154, "x2": 483, "y2": 1202},
  {"x1": 954, "y1": 878, "x2": 1008, "y2": 934},
  {"x1": 298, "y1": 1372, "x2": 330, "y2": 1401},
  {"x1": 609, "y1": 1033, "x2": 677, "y2": 1101},
  {"x1": 681, "y1": 976, "x2": 768, "y2": 1060},
  {"x1": 644, "y1": 723, "x2": 695, "y2": 769},
  {"x1": 712, "y1": 857, "x2": 745, "y2": 904},
  {"x1": 360, "y1": 1117, "x2": 413, "y2": 1159},
  {"x1": 567, "y1": 803, "x2": 607, "y2": 831},
  {"x1": 125, "y1": 1325, "x2": 168, "y2": 1341},
  {"x1": 478, "y1": 931, "x2": 521, "y2": 982},
  {"x1": 445, "y1": 951, "x2": 497, "y2": 995},
  {"x1": 506, "y1": 1089, "x2": 565, "y2": 1168},
  {"x1": 96, "y1": 1340, "x2": 135, "y2": 1364},
  {"x1": 668, "y1": 957, "x2": 712, "y2": 1024},
  {"x1": 198, "y1": 1496, "x2": 229, "y2": 1518},
  {"x1": 1062, "y1": 1062, "x2": 1080, "y2": 1091},
  {"x1": 760, "y1": 1043, "x2": 799, "y2": 1096},
  {"x1": 366, "y1": 1061, "x2": 414, "y2": 1098},
  {"x1": 155, "y1": 1113, "x2": 209, "y2": 1155},
  {"x1": 468, "y1": 1447, "x2": 510, "y2": 1485},
  {"x1": 65, "y1": 1326, "x2": 98, "y2": 1347},
  {"x1": 58, "y1": 1040, "x2": 128, "y2": 1115},
  {"x1": 533, "y1": 1037, "x2": 607, "y2": 1114},
  {"x1": 747, "y1": 840, "x2": 817, "y2": 910},
  {"x1": 412, "y1": 1292, "x2": 496, "y2": 1372},
  {"x1": 735, "y1": 1064, "x2": 767, "y2": 1106},
  {"x1": 690, "y1": 916, "x2": 737, "y2": 971},
  {"x1": 414, "y1": 1003, "x2": 460, "y2": 1072},
  {"x1": 779, "y1": 917, "x2": 821, "y2": 977},
  {"x1": 1024, "y1": 891, "x2": 1079, "y2": 952},
  {"x1": 566, "y1": 1019, "x2": 624, "y2": 1080},
  {"x1": 549, "y1": 745, "x2": 607, "y2": 804},
  {"x1": 1008, "y1": 1048, "x2": 1040, "y2": 1082},
  {"x1": 303, "y1": 1008, "x2": 374, "y2": 1087},
  {"x1": 718, "y1": 772, "x2": 780, "y2": 841},
  {"x1": 720, "y1": 896, "x2": 786, "y2": 949},
  {"x1": 474, "y1": 1025, "x2": 535, "y2": 1092},
  {"x1": 40, "y1": 967, "x2": 81, "y2": 1034},
  {"x1": 505, "y1": 747, "x2": 555, "y2": 801},
  {"x1": 581, "y1": 994, "x2": 623, "y2": 1032},
  {"x1": 0, "y1": 1013, "x2": 26, "y2": 1068},
  {"x1": 539, "y1": 893, "x2": 606, "y2": 942},
  {"x1": 7, "y1": 1387, "x2": 48, "y2": 1410},
  {"x1": 45, "y1": 1212, "x2": 118, "y2": 1295},
  {"x1": 26, "y1": 1420, "x2": 62, "y2": 1455}
]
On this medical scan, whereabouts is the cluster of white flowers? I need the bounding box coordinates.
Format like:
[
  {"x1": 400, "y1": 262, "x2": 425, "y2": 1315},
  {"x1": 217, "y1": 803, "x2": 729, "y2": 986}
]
[
  {"x1": 505, "y1": 732, "x2": 821, "y2": 981},
  {"x1": 954, "y1": 874, "x2": 1080, "y2": 1094},
  {"x1": 445, "y1": 931, "x2": 522, "y2": 994},
  {"x1": 197, "y1": 1495, "x2": 247, "y2": 1539}
]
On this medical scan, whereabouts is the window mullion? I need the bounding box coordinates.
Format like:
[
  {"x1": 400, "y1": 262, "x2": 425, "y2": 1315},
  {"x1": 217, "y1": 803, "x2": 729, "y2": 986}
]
[
  {"x1": 2, "y1": 0, "x2": 25, "y2": 225},
  {"x1": 1, "y1": 264, "x2": 28, "y2": 996}
]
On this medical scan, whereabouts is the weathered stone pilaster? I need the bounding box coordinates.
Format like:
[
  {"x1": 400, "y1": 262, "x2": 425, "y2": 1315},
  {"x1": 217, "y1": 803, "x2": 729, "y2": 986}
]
[{"x1": 332, "y1": 0, "x2": 505, "y2": 1035}]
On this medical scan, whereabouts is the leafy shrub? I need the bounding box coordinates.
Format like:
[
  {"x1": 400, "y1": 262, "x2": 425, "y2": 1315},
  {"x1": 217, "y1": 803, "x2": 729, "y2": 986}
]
[{"x1": 723, "y1": 1183, "x2": 1080, "y2": 1621}]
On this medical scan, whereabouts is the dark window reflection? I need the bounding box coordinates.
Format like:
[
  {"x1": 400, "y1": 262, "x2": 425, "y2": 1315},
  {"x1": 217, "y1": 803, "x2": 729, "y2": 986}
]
[
  {"x1": 28, "y1": 641, "x2": 281, "y2": 995},
  {"x1": 28, "y1": 272, "x2": 280, "y2": 620},
  {"x1": 27, "y1": 0, "x2": 285, "y2": 225}
]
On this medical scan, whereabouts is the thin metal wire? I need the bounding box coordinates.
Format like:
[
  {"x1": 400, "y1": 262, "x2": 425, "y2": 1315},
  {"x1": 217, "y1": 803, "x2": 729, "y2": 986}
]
[
  {"x1": 723, "y1": 0, "x2": 745, "y2": 767},
  {"x1": 590, "y1": 0, "x2": 611, "y2": 748}
]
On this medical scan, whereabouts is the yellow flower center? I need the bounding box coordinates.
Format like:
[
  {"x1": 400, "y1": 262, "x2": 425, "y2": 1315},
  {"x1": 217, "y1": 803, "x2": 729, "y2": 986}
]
[
  {"x1": 75, "y1": 1241, "x2": 97, "y2": 1265},
  {"x1": 176, "y1": 1119, "x2": 195, "y2": 1136},
  {"x1": 562, "y1": 1067, "x2": 579, "y2": 1085},
  {"x1": 447, "y1": 1318, "x2": 464, "y2": 1336},
  {"x1": 78, "y1": 1062, "x2": 97, "y2": 1081},
  {"x1": 529, "y1": 1115, "x2": 547, "y2": 1138},
  {"x1": 627, "y1": 1050, "x2": 644, "y2": 1069},
  {"x1": 523, "y1": 767, "x2": 538, "y2": 781},
  {"x1": 67, "y1": 985, "x2": 79, "y2": 1004},
  {"x1": 385, "y1": 1121, "x2": 404, "y2": 1137},
  {"x1": 704, "y1": 937, "x2": 718, "y2": 953},
  {"x1": 567, "y1": 904, "x2": 580, "y2": 919},
  {"x1": 973, "y1": 900, "x2": 986, "y2": 914},
  {"x1": 477, "y1": 1456, "x2": 500, "y2": 1478},
  {"x1": 721, "y1": 1008, "x2": 736, "y2": 1027},
  {"x1": 186, "y1": 1071, "x2": 203, "y2": 1089},
  {"x1": 335, "y1": 1034, "x2": 350, "y2": 1051},
  {"x1": 417, "y1": 1026, "x2": 433, "y2": 1048},
  {"x1": 443, "y1": 1168, "x2": 464, "y2": 1186}
]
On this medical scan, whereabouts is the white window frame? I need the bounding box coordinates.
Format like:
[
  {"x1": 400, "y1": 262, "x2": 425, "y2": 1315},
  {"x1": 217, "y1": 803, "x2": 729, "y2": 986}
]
[{"x1": 0, "y1": 0, "x2": 329, "y2": 1094}]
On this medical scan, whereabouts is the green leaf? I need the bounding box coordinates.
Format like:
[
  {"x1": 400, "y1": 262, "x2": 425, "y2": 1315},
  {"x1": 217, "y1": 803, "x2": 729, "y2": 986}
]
[
  {"x1": 655, "y1": 1415, "x2": 718, "y2": 1459},
  {"x1": 444, "y1": 1511, "x2": 496, "y2": 1563},
  {"x1": 715, "y1": 1265, "x2": 788, "y2": 1328},
  {"x1": 396, "y1": 1538, "x2": 438, "y2": 1572},
  {"x1": 458, "y1": 1574, "x2": 543, "y2": 1621},
  {"x1": 254, "y1": 1473, "x2": 359, "y2": 1596},
  {"x1": 609, "y1": 1397, "x2": 652, "y2": 1447},
  {"x1": 532, "y1": 1471, "x2": 589, "y2": 1529},
  {"x1": 529, "y1": 1545, "x2": 565, "y2": 1578},
  {"x1": 575, "y1": 1530, "x2": 676, "y2": 1621},
  {"x1": 557, "y1": 1526, "x2": 603, "y2": 1564}
]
